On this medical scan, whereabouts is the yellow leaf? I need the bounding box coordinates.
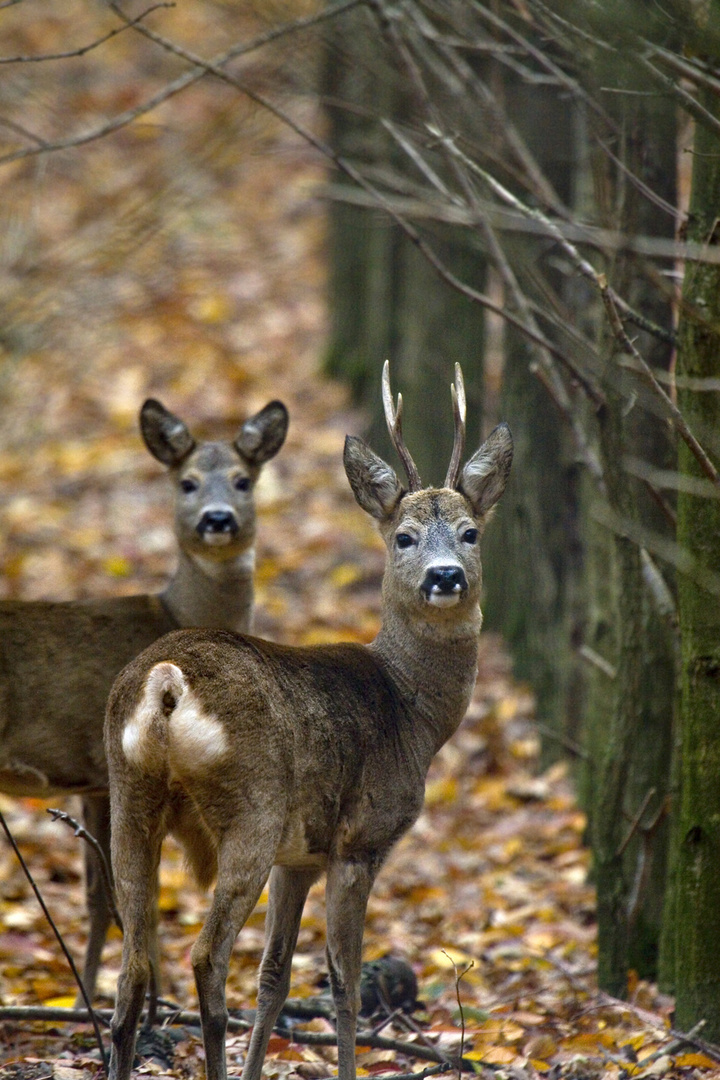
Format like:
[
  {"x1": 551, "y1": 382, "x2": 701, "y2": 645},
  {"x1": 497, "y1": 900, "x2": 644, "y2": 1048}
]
[
  {"x1": 481, "y1": 1046, "x2": 518, "y2": 1065},
  {"x1": 502, "y1": 837, "x2": 524, "y2": 860},
  {"x1": 189, "y1": 294, "x2": 234, "y2": 324},
  {"x1": 425, "y1": 777, "x2": 458, "y2": 806},
  {"x1": 524, "y1": 1034, "x2": 557, "y2": 1061},
  {"x1": 674, "y1": 1053, "x2": 719, "y2": 1068},
  {"x1": 104, "y1": 555, "x2": 132, "y2": 578},
  {"x1": 42, "y1": 995, "x2": 76, "y2": 1008},
  {"x1": 158, "y1": 885, "x2": 180, "y2": 912},
  {"x1": 330, "y1": 562, "x2": 362, "y2": 588}
]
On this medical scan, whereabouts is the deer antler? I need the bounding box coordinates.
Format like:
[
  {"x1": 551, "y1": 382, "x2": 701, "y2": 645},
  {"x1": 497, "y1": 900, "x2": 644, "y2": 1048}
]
[
  {"x1": 382, "y1": 361, "x2": 422, "y2": 492},
  {"x1": 444, "y1": 364, "x2": 467, "y2": 489}
]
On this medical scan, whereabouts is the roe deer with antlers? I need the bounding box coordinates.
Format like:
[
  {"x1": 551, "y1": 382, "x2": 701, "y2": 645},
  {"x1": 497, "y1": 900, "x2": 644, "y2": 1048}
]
[
  {"x1": 105, "y1": 363, "x2": 512, "y2": 1080},
  {"x1": 0, "y1": 397, "x2": 288, "y2": 1002}
]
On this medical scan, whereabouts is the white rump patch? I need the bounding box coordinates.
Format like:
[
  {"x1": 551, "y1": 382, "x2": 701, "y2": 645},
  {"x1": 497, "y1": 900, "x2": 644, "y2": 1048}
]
[
  {"x1": 168, "y1": 695, "x2": 228, "y2": 773},
  {"x1": 122, "y1": 661, "x2": 228, "y2": 774}
]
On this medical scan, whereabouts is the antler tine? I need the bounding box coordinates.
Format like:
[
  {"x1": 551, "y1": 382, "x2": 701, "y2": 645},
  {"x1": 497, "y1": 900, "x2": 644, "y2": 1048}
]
[
  {"x1": 382, "y1": 361, "x2": 422, "y2": 492},
  {"x1": 444, "y1": 363, "x2": 467, "y2": 489}
]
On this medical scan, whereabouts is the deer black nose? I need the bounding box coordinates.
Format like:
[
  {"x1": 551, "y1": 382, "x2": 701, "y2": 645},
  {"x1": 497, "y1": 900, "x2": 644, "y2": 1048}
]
[
  {"x1": 197, "y1": 510, "x2": 238, "y2": 536},
  {"x1": 422, "y1": 565, "x2": 467, "y2": 595}
]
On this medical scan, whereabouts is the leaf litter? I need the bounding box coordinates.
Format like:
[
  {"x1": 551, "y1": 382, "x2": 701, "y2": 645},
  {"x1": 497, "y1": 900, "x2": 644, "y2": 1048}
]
[{"x1": 0, "y1": 3, "x2": 714, "y2": 1078}]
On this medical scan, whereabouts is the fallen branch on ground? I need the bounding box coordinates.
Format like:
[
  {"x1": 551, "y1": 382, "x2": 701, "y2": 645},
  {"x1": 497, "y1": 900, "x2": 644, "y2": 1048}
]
[{"x1": 0, "y1": 1005, "x2": 483, "y2": 1071}]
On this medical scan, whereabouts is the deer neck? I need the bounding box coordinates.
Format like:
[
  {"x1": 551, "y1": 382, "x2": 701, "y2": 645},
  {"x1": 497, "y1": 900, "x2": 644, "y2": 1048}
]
[
  {"x1": 369, "y1": 601, "x2": 481, "y2": 756},
  {"x1": 160, "y1": 547, "x2": 255, "y2": 634}
]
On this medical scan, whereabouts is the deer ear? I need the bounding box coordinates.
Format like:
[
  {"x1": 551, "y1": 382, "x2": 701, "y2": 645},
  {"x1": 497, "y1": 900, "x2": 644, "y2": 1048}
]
[
  {"x1": 458, "y1": 423, "x2": 513, "y2": 517},
  {"x1": 140, "y1": 399, "x2": 196, "y2": 466},
  {"x1": 235, "y1": 401, "x2": 289, "y2": 465},
  {"x1": 344, "y1": 436, "x2": 403, "y2": 520}
]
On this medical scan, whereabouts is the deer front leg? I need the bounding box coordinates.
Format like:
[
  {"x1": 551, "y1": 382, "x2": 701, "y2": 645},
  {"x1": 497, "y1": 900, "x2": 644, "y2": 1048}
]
[
  {"x1": 325, "y1": 858, "x2": 375, "y2": 1080},
  {"x1": 242, "y1": 866, "x2": 321, "y2": 1080},
  {"x1": 192, "y1": 827, "x2": 278, "y2": 1080}
]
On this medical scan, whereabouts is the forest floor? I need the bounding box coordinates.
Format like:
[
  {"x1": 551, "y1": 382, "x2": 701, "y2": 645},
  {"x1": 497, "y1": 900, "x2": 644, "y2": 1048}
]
[{"x1": 0, "y1": 4, "x2": 717, "y2": 1079}]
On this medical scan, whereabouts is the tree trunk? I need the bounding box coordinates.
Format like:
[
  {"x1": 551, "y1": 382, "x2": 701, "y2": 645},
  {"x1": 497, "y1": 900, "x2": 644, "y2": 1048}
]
[
  {"x1": 578, "y1": 75, "x2": 677, "y2": 987},
  {"x1": 321, "y1": 6, "x2": 485, "y2": 483},
  {"x1": 668, "y1": 7, "x2": 720, "y2": 1029}
]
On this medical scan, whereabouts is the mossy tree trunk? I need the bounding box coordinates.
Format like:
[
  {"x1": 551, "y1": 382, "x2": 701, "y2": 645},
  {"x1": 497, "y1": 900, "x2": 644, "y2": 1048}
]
[
  {"x1": 667, "y1": 4, "x2": 720, "y2": 1031},
  {"x1": 574, "y1": 65, "x2": 677, "y2": 986}
]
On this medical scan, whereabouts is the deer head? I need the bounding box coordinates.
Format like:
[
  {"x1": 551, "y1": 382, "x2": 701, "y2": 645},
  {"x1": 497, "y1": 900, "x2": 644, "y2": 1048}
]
[
  {"x1": 344, "y1": 362, "x2": 513, "y2": 626},
  {"x1": 141, "y1": 399, "x2": 289, "y2": 560}
]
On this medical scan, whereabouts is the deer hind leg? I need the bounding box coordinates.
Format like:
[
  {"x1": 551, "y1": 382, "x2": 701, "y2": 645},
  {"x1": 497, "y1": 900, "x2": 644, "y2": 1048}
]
[
  {"x1": 108, "y1": 788, "x2": 166, "y2": 1080},
  {"x1": 241, "y1": 866, "x2": 321, "y2": 1080},
  {"x1": 191, "y1": 822, "x2": 281, "y2": 1080},
  {"x1": 325, "y1": 858, "x2": 375, "y2": 1080}
]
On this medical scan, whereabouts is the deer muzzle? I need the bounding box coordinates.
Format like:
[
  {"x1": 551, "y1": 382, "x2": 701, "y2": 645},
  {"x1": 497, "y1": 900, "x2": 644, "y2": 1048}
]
[
  {"x1": 420, "y1": 564, "x2": 467, "y2": 607},
  {"x1": 197, "y1": 508, "x2": 240, "y2": 546}
]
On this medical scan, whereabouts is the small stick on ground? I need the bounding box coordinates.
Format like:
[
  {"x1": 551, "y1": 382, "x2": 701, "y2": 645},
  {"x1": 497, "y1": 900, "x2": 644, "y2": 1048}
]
[
  {"x1": 48, "y1": 807, "x2": 123, "y2": 931},
  {"x1": 441, "y1": 951, "x2": 474, "y2": 1080},
  {"x1": 0, "y1": 810, "x2": 109, "y2": 1076}
]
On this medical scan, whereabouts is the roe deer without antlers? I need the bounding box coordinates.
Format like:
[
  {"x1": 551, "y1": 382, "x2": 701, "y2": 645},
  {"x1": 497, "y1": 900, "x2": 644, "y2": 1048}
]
[
  {"x1": 0, "y1": 396, "x2": 288, "y2": 1002},
  {"x1": 106, "y1": 363, "x2": 513, "y2": 1080}
]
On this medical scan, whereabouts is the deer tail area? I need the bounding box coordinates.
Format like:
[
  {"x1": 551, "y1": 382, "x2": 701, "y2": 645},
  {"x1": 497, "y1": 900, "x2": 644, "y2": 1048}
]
[{"x1": 121, "y1": 661, "x2": 229, "y2": 776}]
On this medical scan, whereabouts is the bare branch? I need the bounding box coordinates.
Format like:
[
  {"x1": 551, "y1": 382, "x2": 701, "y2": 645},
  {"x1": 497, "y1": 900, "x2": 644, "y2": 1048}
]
[
  {"x1": 0, "y1": 1005, "x2": 481, "y2": 1071},
  {"x1": 0, "y1": 4, "x2": 173, "y2": 64},
  {"x1": 640, "y1": 54, "x2": 720, "y2": 139},
  {"x1": 599, "y1": 275, "x2": 720, "y2": 491},
  {"x1": 579, "y1": 646, "x2": 617, "y2": 681},
  {"x1": 616, "y1": 787, "x2": 657, "y2": 858},
  {"x1": 0, "y1": 811, "x2": 108, "y2": 1075},
  {"x1": 0, "y1": 0, "x2": 366, "y2": 167},
  {"x1": 48, "y1": 808, "x2": 123, "y2": 932},
  {"x1": 116, "y1": 4, "x2": 607, "y2": 413}
]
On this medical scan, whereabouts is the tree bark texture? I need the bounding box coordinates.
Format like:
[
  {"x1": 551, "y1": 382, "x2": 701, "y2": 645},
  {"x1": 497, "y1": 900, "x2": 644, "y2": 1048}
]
[
  {"x1": 670, "y1": 8, "x2": 720, "y2": 1029},
  {"x1": 578, "y1": 74, "x2": 677, "y2": 987}
]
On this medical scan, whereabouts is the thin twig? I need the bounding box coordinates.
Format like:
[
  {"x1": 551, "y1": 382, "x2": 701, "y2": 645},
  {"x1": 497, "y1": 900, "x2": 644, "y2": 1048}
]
[
  {"x1": 600, "y1": 275, "x2": 720, "y2": 491},
  {"x1": 0, "y1": 0, "x2": 366, "y2": 167},
  {"x1": 115, "y1": 6, "x2": 597, "y2": 405},
  {"x1": 0, "y1": 811, "x2": 108, "y2": 1076},
  {"x1": 639, "y1": 1019, "x2": 708, "y2": 1067},
  {"x1": 596, "y1": 993, "x2": 720, "y2": 1064},
  {"x1": 640, "y1": 55, "x2": 720, "y2": 140},
  {"x1": 373, "y1": 1065, "x2": 455, "y2": 1080},
  {"x1": 616, "y1": 788, "x2": 657, "y2": 859},
  {"x1": 578, "y1": 645, "x2": 617, "y2": 680},
  {"x1": 387, "y1": 1003, "x2": 454, "y2": 1065},
  {"x1": 441, "y1": 951, "x2": 474, "y2": 1076},
  {"x1": 48, "y1": 808, "x2": 123, "y2": 932},
  {"x1": 591, "y1": 498, "x2": 720, "y2": 598},
  {"x1": 441, "y1": 138, "x2": 674, "y2": 349},
  {"x1": 0, "y1": 4, "x2": 173, "y2": 64},
  {"x1": 534, "y1": 721, "x2": 588, "y2": 761},
  {"x1": 378, "y1": 29, "x2": 605, "y2": 483}
]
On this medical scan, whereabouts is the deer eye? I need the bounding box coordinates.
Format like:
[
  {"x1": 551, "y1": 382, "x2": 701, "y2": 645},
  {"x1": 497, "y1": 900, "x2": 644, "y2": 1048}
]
[
  {"x1": 180, "y1": 478, "x2": 199, "y2": 494},
  {"x1": 462, "y1": 528, "x2": 478, "y2": 545},
  {"x1": 396, "y1": 533, "x2": 415, "y2": 549},
  {"x1": 233, "y1": 476, "x2": 250, "y2": 492}
]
